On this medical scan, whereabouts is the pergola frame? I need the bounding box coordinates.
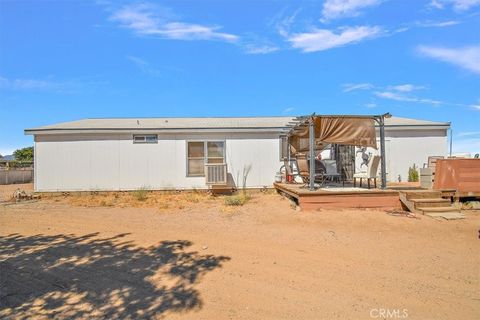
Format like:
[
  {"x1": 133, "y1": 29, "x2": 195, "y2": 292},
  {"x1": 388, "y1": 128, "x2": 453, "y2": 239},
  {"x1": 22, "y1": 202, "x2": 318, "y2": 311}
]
[{"x1": 286, "y1": 113, "x2": 391, "y2": 191}]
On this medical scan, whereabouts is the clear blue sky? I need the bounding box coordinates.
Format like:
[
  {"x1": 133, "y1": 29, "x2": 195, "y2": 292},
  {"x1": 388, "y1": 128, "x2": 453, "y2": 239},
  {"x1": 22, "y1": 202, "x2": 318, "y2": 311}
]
[{"x1": 1, "y1": 0, "x2": 479, "y2": 155}]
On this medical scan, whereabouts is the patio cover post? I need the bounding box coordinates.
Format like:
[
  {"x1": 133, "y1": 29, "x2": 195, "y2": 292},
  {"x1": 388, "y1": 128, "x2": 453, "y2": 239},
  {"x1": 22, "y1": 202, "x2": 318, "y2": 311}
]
[
  {"x1": 287, "y1": 136, "x2": 291, "y2": 162},
  {"x1": 379, "y1": 115, "x2": 387, "y2": 189},
  {"x1": 309, "y1": 118, "x2": 315, "y2": 191}
]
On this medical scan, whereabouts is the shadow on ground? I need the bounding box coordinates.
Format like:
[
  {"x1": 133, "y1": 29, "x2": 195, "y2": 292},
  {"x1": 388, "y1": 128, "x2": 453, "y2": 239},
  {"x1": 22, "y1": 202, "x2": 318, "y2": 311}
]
[{"x1": 0, "y1": 232, "x2": 230, "y2": 319}]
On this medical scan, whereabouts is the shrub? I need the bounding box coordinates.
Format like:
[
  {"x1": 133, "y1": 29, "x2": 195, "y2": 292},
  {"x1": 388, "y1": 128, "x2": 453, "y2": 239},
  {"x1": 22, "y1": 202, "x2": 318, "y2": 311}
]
[
  {"x1": 408, "y1": 164, "x2": 419, "y2": 182},
  {"x1": 224, "y1": 194, "x2": 251, "y2": 206},
  {"x1": 133, "y1": 186, "x2": 150, "y2": 201}
]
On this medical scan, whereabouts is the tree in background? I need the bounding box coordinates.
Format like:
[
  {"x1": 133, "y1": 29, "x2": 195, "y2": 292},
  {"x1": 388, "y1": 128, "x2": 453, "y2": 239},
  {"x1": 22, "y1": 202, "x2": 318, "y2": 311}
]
[{"x1": 13, "y1": 147, "x2": 34, "y2": 162}]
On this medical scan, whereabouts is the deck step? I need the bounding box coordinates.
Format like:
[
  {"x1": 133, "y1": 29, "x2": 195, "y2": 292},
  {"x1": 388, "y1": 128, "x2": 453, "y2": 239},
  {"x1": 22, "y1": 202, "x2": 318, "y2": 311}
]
[
  {"x1": 410, "y1": 198, "x2": 451, "y2": 209},
  {"x1": 399, "y1": 191, "x2": 459, "y2": 216},
  {"x1": 409, "y1": 198, "x2": 450, "y2": 203},
  {"x1": 404, "y1": 191, "x2": 442, "y2": 200},
  {"x1": 425, "y1": 211, "x2": 465, "y2": 220},
  {"x1": 421, "y1": 206, "x2": 461, "y2": 213}
]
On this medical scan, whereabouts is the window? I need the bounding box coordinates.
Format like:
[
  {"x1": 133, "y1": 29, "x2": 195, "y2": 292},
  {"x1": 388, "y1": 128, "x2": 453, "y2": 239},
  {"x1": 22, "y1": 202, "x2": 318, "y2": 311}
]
[
  {"x1": 187, "y1": 142, "x2": 205, "y2": 176},
  {"x1": 133, "y1": 134, "x2": 158, "y2": 144},
  {"x1": 279, "y1": 136, "x2": 289, "y2": 160},
  {"x1": 187, "y1": 141, "x2": 225, "y2": 176}
]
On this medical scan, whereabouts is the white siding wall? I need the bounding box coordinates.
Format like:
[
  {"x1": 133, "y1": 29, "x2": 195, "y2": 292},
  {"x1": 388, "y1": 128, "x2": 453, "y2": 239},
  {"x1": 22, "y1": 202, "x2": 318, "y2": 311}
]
[
  {"x1": 34, "y1": 132, "x2": 283, "y2": 191},
  {"x1": 386, "y1": 130, "x2": 448, "y2": 182},
  {"x1": 354, "y1": 134, "x2": 447, "y2": 183},
  {"x1": 34, "y1": 128, "x2": 448, "y2": 191},
  {"x1": 352, "y1": 129, "x2": 448, "y2": 182}
]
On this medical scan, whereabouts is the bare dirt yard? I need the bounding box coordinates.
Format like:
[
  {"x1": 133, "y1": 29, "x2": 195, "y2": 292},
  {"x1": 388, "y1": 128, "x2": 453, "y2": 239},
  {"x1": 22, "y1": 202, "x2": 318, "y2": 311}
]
[{"x1": 1, "y1": 184, "x2": 479, "y2": 319}]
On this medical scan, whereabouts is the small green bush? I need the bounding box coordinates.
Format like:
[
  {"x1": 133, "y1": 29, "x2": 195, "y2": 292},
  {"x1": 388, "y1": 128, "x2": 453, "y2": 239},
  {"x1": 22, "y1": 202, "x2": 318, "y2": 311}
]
[
  {"x1": 224, "y1": 194, "x2": 251, "y2": 206},
  {"x1": 133, "y1": 186, "x2": 150, "y2": 201},
  {"x1": 408, "y1": 164, "x2": 419, "y2": 182}
]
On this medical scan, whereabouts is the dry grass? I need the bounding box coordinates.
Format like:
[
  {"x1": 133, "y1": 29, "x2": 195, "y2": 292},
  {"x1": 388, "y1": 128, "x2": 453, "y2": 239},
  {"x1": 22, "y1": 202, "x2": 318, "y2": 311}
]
[
  {"x1": 461, "y1": 201, "x2": 480, "y2": 210},
  {"x1": 39, "y1": 189, "x2": 273, "y2": 212},
  {"x1": 2, "y1": 184, "x2": 275, "y2": 210},
  {"x1": 41, "y1": 190, "x2": 221, "y2": 211}
]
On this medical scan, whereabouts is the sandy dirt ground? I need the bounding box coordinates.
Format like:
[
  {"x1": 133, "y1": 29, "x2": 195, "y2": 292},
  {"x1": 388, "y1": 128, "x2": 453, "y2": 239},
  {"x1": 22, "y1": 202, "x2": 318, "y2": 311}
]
[
  {"x1": 0, "y1": 184, "x2": 479, "y2": 319},
  {"x1": 0, "y1": 183, "x2": 33, "y2": 202}
]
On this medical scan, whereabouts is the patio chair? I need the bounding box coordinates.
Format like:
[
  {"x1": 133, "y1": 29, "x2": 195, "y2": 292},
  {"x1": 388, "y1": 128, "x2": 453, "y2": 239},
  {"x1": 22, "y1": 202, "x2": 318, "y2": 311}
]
[
  {"x1": 296, "y1": 153, "x2": 324, "y2": 186},
  {"x1": 353, "y1": 155, "x2": 380, "y2": 189},
  {"x1": 322, "y1": 159, "x2": 341, "y2": 183}
]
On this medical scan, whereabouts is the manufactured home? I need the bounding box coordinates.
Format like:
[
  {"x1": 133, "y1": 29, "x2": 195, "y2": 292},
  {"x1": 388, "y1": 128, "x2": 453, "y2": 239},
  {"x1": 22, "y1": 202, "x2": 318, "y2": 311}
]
[{"x1": 25, "y1": 116, "x2": 450, "y2": 192}]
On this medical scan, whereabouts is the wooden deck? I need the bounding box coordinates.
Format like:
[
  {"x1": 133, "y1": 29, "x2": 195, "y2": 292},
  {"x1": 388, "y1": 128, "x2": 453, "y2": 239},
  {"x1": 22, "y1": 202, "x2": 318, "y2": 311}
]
[{"x1": 274, "y1": 183, "x2": 402, "y2": 210}]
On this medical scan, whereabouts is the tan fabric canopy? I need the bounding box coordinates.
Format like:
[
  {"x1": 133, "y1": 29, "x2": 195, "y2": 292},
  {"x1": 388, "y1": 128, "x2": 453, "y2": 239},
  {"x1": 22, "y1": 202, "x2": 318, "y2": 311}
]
[{"x1": 290, "y1": 116, "x2": 377, "y2": 153}]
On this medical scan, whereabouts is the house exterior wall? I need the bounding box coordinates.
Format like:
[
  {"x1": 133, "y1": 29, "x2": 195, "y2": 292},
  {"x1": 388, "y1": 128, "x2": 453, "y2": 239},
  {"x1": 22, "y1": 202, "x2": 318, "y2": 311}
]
[
  {"x1": 385, "y1": 129, "x2": 448, "y2": 182},
  {"x1": 354, "y1": 129, "x2": 448, "y2": 182},
  {"x1": 33, "y1": 127, "x2": 449, "y2": 191},
  {"x1": 34, "y1": 132, "x2": 283, "y2": 191}
]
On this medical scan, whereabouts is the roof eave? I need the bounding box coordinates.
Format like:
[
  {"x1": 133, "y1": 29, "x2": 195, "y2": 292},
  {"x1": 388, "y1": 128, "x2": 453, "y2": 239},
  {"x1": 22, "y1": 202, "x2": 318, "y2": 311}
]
[
  {"x1": 25, "y1": 122, "x2": 451, "y2": 135},
  {"x1": 25, "y1": 127, "x2": 290, "y2": 135}
]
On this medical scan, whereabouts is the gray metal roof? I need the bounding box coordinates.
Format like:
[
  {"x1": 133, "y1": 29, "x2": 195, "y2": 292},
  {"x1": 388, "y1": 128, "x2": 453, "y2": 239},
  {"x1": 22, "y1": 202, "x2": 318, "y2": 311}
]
[
  {"x1": 383, "y1": 116, "x2": 449, "y2": 127},
  {"x1": 25, "y1": 116, "x2": 450, "y2": 135},
  {"x1": 27, "y1": 117, "x2": 294, "y2": 130}
]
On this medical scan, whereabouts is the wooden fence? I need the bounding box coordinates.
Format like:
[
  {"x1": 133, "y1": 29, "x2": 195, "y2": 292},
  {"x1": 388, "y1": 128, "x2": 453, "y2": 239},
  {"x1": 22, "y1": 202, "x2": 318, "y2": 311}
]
[{"x1": 0, "y1": 168, "x2": 34, "y2": 185}]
